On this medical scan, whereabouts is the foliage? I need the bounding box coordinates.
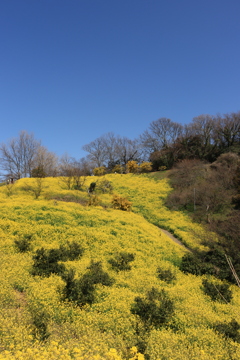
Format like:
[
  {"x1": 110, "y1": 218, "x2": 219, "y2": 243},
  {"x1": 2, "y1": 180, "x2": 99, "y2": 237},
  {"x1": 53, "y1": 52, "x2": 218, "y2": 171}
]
[
  {"x1": 111, "y1": 194, "x2": 132, "y2": 211},
  {"x1": 112, "y1": 164, "x2": 124, "y2": 173},
  {"x1": 62, "y1": 261, "x2": 114, "y2": 306},
  {"x1": 31, "y1": 241, "x2": 84, "y2": 276},
  {"x1": 202, "y1": 279, "x2": 232, "y2": 302},
  {"x1": 4, "y1": 183, "x2": 16, "y2": 197},
  {"x1": 31, "y1": 247, "x2": 66, "y2": 277},
  {"x1": 214, "y1": 319, "x2": 240, "y2": 343},
  {"x1": 59, "y1": 241, "x2": 84, "y2": 261},
  {"x1": 31, "y1": 310, "x2": 50, "y2": 341},
  {"x1": 88, "y1": 194, "x2": 100, "y2": 206},
  {"x1": 159, "y1": 165, "x2": 167, "y2": 171},
  {"x1": 180, "y1": 253, "x2": 203, "y2": 276},
  {"x1": 139, "y1": 162, "x2": 152, "y2": 173},
  {"x1": 131, "y1": 287, "x2": 174, "y2": 328},
  {"x1": 23, "y1": 177, "x2": 44, "y2": 199},
  {"x1": 96, "y1": 179, "x2": 113, "y2": 193},
  {"x1": 88, "y1": 181, "x2": 96, "y2": 193},
  {"x1": 157, "y1": 267, "x2": 176, "y2": 283},
  {"x1": 126, "y1": 161, "x2": 139, "y2": 174},
  {"x1": 108, "y1": 252, "x2": 135, "y2": 272},
  {"x1": 93, "y1": 166, "x2": 106, "y2": 176},
  {"x1": 31, "y1": 166, "x2": 46, "y2": 178},
  {"x1": 14, "y1": 234, "x2": 33, "y2": 253},
  {"x1": 180, "y1": 250, "x2": 233, "y2": 281}
]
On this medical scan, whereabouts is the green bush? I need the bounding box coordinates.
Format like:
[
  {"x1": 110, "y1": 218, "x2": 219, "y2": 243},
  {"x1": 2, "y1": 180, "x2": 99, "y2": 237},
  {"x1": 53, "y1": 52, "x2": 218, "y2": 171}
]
[
  {"x1": 83, "y1": 261, "x2": 114, "y2": 287},
  {"x1": 62, "y1": 261, "x2": 114, "y2": 306},
  {"x1": 14, "y1": 234, "x2": 33, "y2": 252},
  {"x1": 180, "y1": 249, "x2": 232, "y2": 281},
  {"x1": 31, "y1": 247, "x2": 66, "y2": 277},
  {"x1": 59, "y1": 241, "x2": 84, "y2": 261},
  {"x1": 32, "y1": 310, "x2": 50, "y2": 341},
  {"x1": 202, "y1": 248, "x2": 230, "y2": 280},
  {"x1": 97, "y1": 179, "x2": 113, "y2": 193},
  {"x1": 131, "y1": 287, "x2": 174, "y2": 329},
  {"x1": 31, "y1": 241, "x2": 84, "y2": 277},
  {"x1": 202, "y1": 279, "x2": 232, "y2": 302},
  {"x1": 108, "y1": 252, "x2": 135, "y2": 272},
  {"x1": 180, "y1": 253, "x2": 202, "y2": 275},
  {"x1": 157, "y1": 267, "x2": 176, "y2": 283},
  {"x1": 88, "y1": 182, "x2": 96, "y2": 193},
  {"x1": 214, "y1": 319, "x2": 240, "y2": 343},
  {"x1": 61, "y1": 269, "x2": 95, "y2": 306}
]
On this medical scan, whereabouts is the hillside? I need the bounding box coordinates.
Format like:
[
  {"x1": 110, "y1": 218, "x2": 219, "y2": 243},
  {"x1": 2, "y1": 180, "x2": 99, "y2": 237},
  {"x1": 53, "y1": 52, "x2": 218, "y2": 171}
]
[{"x1": 0, "y1": 174, "x2": 240, "y2": 360}]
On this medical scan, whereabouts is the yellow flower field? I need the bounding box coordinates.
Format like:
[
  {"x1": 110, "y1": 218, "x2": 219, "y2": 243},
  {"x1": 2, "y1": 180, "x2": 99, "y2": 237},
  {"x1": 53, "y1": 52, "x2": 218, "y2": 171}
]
[{"x1": 0, "y1": 175, "x2": 239, "y2": 359}]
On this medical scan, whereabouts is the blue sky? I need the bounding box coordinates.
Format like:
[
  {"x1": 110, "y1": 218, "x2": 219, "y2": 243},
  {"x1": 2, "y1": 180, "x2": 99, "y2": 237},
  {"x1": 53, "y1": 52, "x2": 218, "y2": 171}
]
[{"x1": 1, "y1": 0, "x2": 240, "y2": 159}]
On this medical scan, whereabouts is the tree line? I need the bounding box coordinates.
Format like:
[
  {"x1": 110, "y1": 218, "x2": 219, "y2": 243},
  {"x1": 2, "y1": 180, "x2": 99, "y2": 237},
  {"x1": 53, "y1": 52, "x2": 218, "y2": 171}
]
[{"x1": 0, "y1": 111, "x2": 239, "y2": 180}]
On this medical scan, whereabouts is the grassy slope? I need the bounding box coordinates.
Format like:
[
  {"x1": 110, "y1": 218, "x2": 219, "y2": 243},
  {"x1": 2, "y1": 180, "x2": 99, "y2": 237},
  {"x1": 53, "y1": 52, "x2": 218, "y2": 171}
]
[{"x1": 0, "y1": 175, "x2": 239, "y2": 360}]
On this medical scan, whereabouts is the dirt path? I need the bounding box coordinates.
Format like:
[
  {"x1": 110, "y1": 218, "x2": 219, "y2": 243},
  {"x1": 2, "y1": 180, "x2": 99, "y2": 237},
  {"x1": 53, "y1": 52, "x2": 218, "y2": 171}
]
[{"x1": 161, "y1": 228, "x2": 191, "y2": 252}]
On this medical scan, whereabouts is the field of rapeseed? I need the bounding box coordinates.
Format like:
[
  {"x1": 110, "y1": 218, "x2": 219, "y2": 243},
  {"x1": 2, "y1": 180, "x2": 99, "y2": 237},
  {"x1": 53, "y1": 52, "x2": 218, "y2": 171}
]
[{"x1": 0, "y1": 174, "x2": 239, "y2": 359}]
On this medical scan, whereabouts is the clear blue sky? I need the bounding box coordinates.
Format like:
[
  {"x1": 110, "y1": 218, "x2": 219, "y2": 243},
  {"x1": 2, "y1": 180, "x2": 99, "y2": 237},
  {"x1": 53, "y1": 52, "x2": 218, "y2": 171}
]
[{"x1": 1, "y1": 0, "x2": 240, "y2": 159}]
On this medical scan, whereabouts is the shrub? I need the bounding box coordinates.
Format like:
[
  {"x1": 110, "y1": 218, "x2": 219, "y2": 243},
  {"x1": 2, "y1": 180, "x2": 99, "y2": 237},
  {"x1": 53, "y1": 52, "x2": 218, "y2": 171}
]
[
  {"x1": 232, "y1": 194, "x2": 240, "y2": 209},
  {"x1": 93, "y1": 167, "x2": 106, "y2": 176},
  {"x1": 88, "y1": 194, "x2": 100, "y2": 206},
  {"x1": 126, "y1": 161, "x2": 139, "y2": 173},
  {"x1": 112, "y1": 164, "x2": 124, "y2": 173},
  {"x1": 88, "y1": 182, "x2": 96, "y2": 193},
  {"x1": 31, "y1": 241, "x2": 84, "y2": 277},
  {"x1": 180, "y1": 253, "x2": 202, "y2": 275},
  {"x1": 62, "y1": 261, "x2": 114, "y2": 306},
  {"x1": 61, "y1": 269, "x2": 95, "y2": 306},
  {"x1": 31, "y1": 247, "x2": 66, "y2": 277},
  {"x1": 97, "y1": 179, "x2": 113, "y2": 193},
  {"x1": 5, "y1": 183, "x2": 16, "y2": 197},
  {"x1": 14, "y1": 234, "x2": 33, "y2": 252},
  {"x1": 83, "y1": 261, "x2": 114, "y2": 287},
  {"x1": 214, "y1": 319, "x2": 240, "y2": 343},
  {"x1": 157, "y1": 267, "x2": 176, "y2": 283},
  {"x1": 111, "y1": 194, "x2": 132, "y2": 211},
  {"x1": 59, "y1": 241, "x2": 84, "y2": 261},
  {"x1": 139, "y1": 162, "x2": 152, "y2": 173},
  {"x1": 23, "y1": 178, "x2": 44, "y2": 199},
  {"x1": 31, "y1": 166, "x2": 46, "y2": 178},
  {"x1": 159, "y1": 166, "x2": 167, "y2": 171},
  {"x1": 32, "y1": 310, "x2": 50, "y2": 341},
  {"x1": 202, "y1": 248, "x2": 230, "y2": 280},
  {"x1": 108, "y1": 252, "x2": 135, "y2": 272},
  {"x1": 202, "y1": 279, "x2": 232, "y2": 302},
  {"x1": 131, "y1": 287, "x2": 174, "y2": 329}
]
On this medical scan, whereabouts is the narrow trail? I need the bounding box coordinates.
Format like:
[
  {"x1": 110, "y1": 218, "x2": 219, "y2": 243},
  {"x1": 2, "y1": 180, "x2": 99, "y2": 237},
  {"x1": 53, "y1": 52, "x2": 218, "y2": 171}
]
[{"x1": 160, "y1": 228, "x2": 191, "y2": 252}]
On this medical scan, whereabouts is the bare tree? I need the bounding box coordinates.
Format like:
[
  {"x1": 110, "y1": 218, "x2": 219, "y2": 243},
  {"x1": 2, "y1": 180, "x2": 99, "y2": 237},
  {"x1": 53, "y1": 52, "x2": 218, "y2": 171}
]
[
  {"x1": 0, "y1": 131, "x2": 41, "y2": 179},
  {"x1": 214, "y1": 112, "x2": 240, "y2": 150},
  {"x1": 59, "y1": 154, "x2": 89, "y2": 189},
  {"x1": 82, "y1": 133, "x2": 142, "y2": 169},
  {"x1": 59, "y1": 154, "x2": 75, "y2": 189},
  {"x1": 116, "y1": 137, "x2": 141, "y2": 165},
  {"x1": 187, "y1": 115, "x2": 215, "y2": 145},
  {"x1": 23, "y1": 178, "x2": 44, "y2": 199},
  {"x1": 82, "y1": 137, "x2": 107, "y2": 167},
  {"x1": 32, "y1": 146, "x2": 58, "y2": 177},
  {"x1": 140, "y1": 118, "x2": 183, "y2": 157},
  {"x1": 185, "y1": 114, "x2": 219, "y2": 161}
]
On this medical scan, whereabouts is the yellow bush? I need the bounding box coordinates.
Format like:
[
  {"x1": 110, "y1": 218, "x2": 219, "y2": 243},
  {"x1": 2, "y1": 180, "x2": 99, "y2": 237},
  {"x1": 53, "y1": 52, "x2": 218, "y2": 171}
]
[
  {"x1": 139, "y1": 162, "x2": 152, "y2": 173},
  {"x1": 126, "y1": 161, "x2": 139, "y2": 174},
  {"x1": 111, "y1": 194, "x2": 132, "y2": 211},
  {"x1": 93, "y1": 167, "x2": 107, "y2": 176}
]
